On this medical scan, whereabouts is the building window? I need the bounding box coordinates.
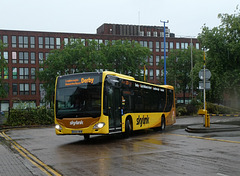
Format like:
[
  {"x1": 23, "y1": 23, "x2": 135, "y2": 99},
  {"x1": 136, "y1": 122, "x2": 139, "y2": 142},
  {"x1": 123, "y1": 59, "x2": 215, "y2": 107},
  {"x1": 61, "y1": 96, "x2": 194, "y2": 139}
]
[
  {"x1": 0, "y1": 101, "x2": 9, "y2": 111},
  {"x1": 12, "y1": 36, "x2": 17, "y2": 48},
  {"x1": 31, "y1": 83, "x2": 36, "y2": 95},
  {"x1": 19, "y1": 36, "x2": 23, "y2": 48},
  {"x1": 81, "y1": 39, "x2": 86, "y2": 46},
  {"x1": 185, "y1": 43, "x2": 188, "y2": 49},
  {"x1": 38, "y1": 37, "x2": 43, "y2": 48},
  {"x1": 3, "y1": 35, "x2": 8, "y2": 45},
  {"x1": 149, "y1": 41, "x2": 153, "y2": 51},
  {"x1": 12, "y1": 84, "x2": 18, "y2": 95},
  {"x1": 156, "y1": 69, "x2": 160, "y2": 80},
  {"x1": 181, "y1": 43, "x2": 184, "y2": 49},
  {"x1": 140, "y1": 31, "x2": 144, "y2": 36},
  {"x1": 50, "y1": 37, "x2": 54, "y2": 49},
  {"x1": 176, "y1": 42, "x2": 180, "y2": 49},
  {"x1": 161, "y1": 42, "x2": 168, "y2": 52},
  {"x1": 24, "y1": 36, "x2": 28, "y2": 48},
  {"x1": 19, "y1": 52, "x2": 29, "y2": 64},
  {"x1": 160, "y1": 32, "x2": 164, "y2": 37},
  {"x1": 30, "y1": 37, "x2": 35, "y2": 48},
  {"x1": 170, "y1": 42, "x2": 174, "y2": 50},
  {"x1": 12, "y1": 52, "x2": 17, "y2": 64},
  {"x1": 147, "y1": 31, "x2": 151, "y2": 37},
  {"x1": 149, "y1": 69, "x2": 154, "y2": 80},
  {"x1": 196, "y1": 43, "x2": 200, "y2": 49},
  {"x1": 4, "y1": 68, "x2": 8, "y2": 79},
  {"x1": 31, "y1": 52, "x2": 35, "y2": 64},
  {"x1": 156, "y1": 42, "x2": 160, "y2": 52},
  {"x1": 153, "y1": 32, "x2": 157, "y2": 37},
  {"x1": 39, "y1": 53, "x2": 43, "y2": 64},
  {"x1": 156, "y1": 55, "x2": 160, "y2": 66},
  {"x1": 149, "y1": 56, "x2": 153, "y2": 66},
  {"x1": 56, "y1": 38, "x2": 61, "y2": 49},
  {"x1": 3, "y1": 52, "x2": 8, "y2": 63},
  {"x1": 19, "y1": 68, "x2": 29, "y2": 79},
  {"x1": 31, "y1": 68, "x2": 36, "y2": 79},
  {"x1": 20, "y1": 83, "x2": 29, "y2": 95},
  {"x1": 144, "y1": 41, "x2": 147, "y2": 47},
  {"x1": 12, "y1": 67, "x2": 17, "y2": 79},
  {"x1": 64, "y1": 38, "x2": 68, "y2": 45},
  {"x1": 45, "y1": 37, "x2": 50, "y2": 49}
]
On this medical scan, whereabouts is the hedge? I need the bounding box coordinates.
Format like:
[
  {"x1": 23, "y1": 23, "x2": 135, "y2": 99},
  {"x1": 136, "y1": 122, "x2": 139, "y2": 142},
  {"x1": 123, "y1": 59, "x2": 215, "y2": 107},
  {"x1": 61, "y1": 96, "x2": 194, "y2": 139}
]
[{"x1": 6, "y1": 107, "x2": 54, "y2": 126}]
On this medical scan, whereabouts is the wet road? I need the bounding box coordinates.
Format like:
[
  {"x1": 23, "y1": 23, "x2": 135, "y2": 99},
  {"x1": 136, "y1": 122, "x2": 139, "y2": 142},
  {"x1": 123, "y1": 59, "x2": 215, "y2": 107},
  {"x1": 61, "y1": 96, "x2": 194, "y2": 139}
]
[{"x1": 4, "y1": 116, "x2": 240, "y2": 176}]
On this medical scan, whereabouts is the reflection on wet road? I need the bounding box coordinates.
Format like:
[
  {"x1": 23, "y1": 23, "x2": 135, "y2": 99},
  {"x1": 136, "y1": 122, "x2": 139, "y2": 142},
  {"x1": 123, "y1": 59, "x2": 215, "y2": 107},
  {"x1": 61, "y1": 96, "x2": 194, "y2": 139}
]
[{"x1": 5, "y1": 116, "x2": 240, "y2": 176}]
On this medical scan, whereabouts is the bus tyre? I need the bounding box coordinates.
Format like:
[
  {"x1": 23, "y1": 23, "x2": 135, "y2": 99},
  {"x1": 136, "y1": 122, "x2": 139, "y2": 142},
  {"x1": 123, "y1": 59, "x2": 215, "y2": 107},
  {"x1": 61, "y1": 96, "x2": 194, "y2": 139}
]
[
  {"x1": 123, "y1": 119, "x2": 131, "y2": 138},
  {"x1": 84, "y1": 134, "x2": 90, "y2": 140},
  {"x1": 160, "y1": 117, "x2": 165, "y2": 131}
]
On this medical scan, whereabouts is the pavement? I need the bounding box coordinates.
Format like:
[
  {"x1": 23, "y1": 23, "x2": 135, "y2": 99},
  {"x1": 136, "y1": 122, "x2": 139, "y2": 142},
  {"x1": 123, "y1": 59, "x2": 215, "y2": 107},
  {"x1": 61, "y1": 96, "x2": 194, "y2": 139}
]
[
  {"x1": 0, "y1": 132, "x2": 46, "y2": 176},
  {"x1": 185, "y1": 124, "x2": 240, "y2": 133}
]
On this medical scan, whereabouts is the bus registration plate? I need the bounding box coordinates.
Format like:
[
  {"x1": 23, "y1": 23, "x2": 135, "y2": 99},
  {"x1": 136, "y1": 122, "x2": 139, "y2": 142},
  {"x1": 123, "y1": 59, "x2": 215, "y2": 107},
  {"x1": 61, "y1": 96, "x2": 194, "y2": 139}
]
[{"x1": 72, "y1": 130, "x2": 82, "y2": 134}]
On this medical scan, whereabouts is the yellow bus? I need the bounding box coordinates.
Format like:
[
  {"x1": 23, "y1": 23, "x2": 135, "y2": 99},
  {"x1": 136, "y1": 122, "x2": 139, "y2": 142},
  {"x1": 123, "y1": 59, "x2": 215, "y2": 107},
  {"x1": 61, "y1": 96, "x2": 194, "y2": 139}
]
[{"x1": 54, "y1": 71, "x2": 176, "y2": 139}]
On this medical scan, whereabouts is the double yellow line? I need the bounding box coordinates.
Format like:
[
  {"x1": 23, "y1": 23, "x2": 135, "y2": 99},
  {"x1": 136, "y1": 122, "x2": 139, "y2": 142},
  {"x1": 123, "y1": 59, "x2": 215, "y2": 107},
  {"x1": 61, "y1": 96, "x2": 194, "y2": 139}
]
[{"x1": 0, "y1": 130, "x2": 62, "y2": 176}]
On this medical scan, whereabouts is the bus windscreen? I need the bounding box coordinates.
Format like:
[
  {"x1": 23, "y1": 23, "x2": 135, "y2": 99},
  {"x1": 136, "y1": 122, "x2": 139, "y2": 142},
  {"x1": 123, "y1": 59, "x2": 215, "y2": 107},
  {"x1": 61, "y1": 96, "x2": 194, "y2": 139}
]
[{"x1": 56, "y1": 73, "x2": 102, "y2": 119}]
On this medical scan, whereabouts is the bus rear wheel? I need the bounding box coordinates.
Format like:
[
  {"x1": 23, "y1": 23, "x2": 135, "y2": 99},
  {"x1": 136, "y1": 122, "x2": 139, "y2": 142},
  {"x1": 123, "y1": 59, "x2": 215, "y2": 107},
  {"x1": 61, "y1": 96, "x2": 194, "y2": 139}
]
[
  {"x1": 84, "y1": 134, "x2": 90, "y2": 140},
  {"x1": 123, "y1": 119, "x2": 132, "y2": 138},
  {"x1": 160, "y1": 116, "x2": 165, "y2": 131}
]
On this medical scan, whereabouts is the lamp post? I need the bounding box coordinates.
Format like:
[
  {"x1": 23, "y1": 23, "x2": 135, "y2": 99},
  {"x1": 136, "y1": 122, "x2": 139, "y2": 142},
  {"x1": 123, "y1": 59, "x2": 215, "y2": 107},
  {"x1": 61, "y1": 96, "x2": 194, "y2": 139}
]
[{"x1": 160, "y1": 20, "x2": 169, "y2": 85}]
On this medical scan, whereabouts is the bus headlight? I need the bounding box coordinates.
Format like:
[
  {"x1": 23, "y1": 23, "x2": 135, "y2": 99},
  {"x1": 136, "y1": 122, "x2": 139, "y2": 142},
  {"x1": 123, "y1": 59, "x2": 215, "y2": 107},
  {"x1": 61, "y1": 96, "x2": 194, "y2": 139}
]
[
  {"x1": 93, "y1": 122, "x2": 105, "y2": 129},
  {"x1": 55, "y1": 124, "x2": 62, "y2": 130}
]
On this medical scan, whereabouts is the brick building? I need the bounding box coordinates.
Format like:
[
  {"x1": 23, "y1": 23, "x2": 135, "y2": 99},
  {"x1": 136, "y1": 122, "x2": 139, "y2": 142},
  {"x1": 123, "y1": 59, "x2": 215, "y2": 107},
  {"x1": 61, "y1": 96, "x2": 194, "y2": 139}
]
[{"x1": 0, "y1": 23, "x2": 200, "y2": 111}]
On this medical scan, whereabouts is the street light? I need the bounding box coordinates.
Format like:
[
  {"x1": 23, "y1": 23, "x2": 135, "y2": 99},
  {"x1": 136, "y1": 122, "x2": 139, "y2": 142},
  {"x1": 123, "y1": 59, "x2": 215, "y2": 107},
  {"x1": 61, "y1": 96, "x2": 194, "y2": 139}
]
[{"x1": 160, "y1": 20, "x2": 169, "y2": 85}]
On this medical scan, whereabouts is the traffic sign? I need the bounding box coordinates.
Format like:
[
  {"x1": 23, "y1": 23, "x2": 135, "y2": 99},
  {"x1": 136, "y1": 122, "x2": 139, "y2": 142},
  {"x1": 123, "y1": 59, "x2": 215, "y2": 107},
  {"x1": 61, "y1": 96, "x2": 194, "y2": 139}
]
[
  {"x1": 199, "y1": 81, "x2": 211, "y2": 90},
  {"x1": 199, "y1": 69, "x2": 211, "y2": 80}
]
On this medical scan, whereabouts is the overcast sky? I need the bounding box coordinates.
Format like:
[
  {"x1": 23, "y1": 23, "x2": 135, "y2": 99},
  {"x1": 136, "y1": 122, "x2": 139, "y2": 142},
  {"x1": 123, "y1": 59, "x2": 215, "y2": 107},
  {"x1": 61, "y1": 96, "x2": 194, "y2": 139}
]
[{"x1": 0, "y1": 0, "x2": 239, "y2": 37}]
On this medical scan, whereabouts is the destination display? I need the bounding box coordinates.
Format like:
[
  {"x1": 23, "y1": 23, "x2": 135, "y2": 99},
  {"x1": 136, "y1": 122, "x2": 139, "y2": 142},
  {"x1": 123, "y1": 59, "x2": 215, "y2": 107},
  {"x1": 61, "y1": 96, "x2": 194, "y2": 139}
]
[{"x1": 57, "y1": 73, "x2": 102, "y2": 88}]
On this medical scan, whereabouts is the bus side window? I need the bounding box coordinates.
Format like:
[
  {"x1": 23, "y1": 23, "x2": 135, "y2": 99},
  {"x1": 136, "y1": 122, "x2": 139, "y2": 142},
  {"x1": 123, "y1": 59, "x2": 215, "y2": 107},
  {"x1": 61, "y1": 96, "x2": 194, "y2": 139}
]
[
  {"x1": 165, "y1": 90, "x2": 173, "y2": 112},
  {"x1": 159, "y1": 89, "x2": 166, "y2": 112}
]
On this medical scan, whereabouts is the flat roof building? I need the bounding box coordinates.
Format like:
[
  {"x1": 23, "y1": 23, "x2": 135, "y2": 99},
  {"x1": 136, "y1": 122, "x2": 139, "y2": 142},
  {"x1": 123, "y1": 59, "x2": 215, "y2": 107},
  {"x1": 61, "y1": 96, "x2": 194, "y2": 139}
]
[{"x1": 0, "y1": 23, "x2": 200, "y2": 110}]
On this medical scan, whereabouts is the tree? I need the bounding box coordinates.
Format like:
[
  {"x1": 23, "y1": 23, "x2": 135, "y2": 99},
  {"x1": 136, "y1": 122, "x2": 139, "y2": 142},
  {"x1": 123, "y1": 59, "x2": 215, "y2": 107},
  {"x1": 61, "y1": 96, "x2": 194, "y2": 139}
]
[
  {"x1": 38, "y1": 39, "x2": 151, "y2": 102},
  {"x1": 0, "y1": 40, "x2": 8, "y2": 98},
  {"x1": 198, "y1": 7, "x2": 240, "y2": 106},
  {"x1": 102, "y1": 40, "x2": 151, "y2": 78},
  {"x1": 162, "y1": 47, "x2": 203, "y2": 104}
]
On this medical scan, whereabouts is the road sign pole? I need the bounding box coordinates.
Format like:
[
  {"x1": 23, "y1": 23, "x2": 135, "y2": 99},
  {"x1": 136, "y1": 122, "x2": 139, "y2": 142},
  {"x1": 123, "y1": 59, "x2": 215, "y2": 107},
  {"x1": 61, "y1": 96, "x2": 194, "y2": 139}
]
[
  {"x1": 203, "y1": 50, "x2": 210, "y2": 127},
  {"x1": 203, "y1": 51, "x2": 206, "y2": 111}
]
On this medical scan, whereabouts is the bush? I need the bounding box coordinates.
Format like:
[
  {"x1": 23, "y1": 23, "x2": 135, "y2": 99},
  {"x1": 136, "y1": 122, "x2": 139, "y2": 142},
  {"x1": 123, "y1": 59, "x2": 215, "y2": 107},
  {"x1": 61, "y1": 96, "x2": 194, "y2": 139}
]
[
  {"x1": 186, "y1": 104, "x2": 198, "y2": 115},
  {"x1": 176, "y1": 106, "x2": 187, "y2": 116},
  {"x1": 176, "y1": 99, "x2": 202, "y2": 116},
  {"x1": 6, "y1": 106, "x2": 54, "y2": 126},
  {"x1": 207, "y1": 103, "x2": 236, "y2": 114}
]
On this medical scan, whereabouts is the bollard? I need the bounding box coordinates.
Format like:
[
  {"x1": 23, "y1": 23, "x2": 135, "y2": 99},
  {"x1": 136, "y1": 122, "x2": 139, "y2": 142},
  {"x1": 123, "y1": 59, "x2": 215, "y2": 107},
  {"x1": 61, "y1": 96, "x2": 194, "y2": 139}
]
[
  {"x1": 205, "y1": 113, "x2": 210, "y2": 127},
  {"x1": 198, "y1": 109, "x2": 210, "y2": 128}
]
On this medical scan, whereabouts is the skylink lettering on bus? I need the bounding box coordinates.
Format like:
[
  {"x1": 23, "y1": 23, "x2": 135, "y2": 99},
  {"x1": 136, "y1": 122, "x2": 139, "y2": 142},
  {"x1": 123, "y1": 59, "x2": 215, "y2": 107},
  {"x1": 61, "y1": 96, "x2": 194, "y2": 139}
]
[
  {"x1": 54, "y1": 71, "x2": 176, "y2": 140},
  {"x1": 136, "y1": 115, "x2": 149, "y2": 127}
]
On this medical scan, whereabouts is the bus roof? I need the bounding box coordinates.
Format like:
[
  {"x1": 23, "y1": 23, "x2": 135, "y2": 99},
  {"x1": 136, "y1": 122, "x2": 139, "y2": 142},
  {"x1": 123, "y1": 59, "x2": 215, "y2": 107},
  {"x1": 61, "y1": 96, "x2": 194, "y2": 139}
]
[
  {"x1": 103, "y1": 71, "x2": 135, "y2": 81},
  {"x1": 103, "y1": 71, "x2": 174, "y2": 90}
]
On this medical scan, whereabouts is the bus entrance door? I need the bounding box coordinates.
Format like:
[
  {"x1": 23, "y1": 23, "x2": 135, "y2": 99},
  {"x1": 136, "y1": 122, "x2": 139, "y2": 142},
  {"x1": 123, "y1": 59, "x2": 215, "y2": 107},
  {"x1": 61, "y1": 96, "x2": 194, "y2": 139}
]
[{"x1": 108, "y1": 87, "x2": 122, "y2": 133}]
